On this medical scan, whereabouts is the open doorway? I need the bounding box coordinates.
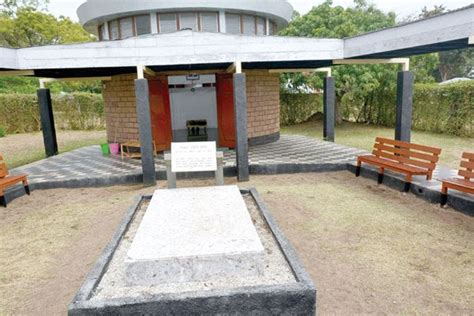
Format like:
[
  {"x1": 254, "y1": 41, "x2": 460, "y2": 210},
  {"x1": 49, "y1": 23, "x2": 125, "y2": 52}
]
[{"x1": 168, "y1": 74, "x2": 218, "y2": 143}]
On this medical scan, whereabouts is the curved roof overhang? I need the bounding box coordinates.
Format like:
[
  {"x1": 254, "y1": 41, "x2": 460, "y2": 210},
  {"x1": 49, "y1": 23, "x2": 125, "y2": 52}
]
[{"x1": 77, "y1": 0, "x2": 294, "y2": 33}]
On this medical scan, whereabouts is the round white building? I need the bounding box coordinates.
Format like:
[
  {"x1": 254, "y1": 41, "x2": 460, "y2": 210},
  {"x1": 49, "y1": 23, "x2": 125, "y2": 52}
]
[{"x1": 77, "y1": 0, "x2": 294, "y2": 40}]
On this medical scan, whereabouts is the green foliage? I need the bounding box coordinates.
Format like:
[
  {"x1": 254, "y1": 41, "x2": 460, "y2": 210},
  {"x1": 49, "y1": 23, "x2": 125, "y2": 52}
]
[
  {"x1": 340, "y1": 82, "x2": 474, "y2": 136},
  {"x1": 0, "y1": 7, "x2": 94, "y2": 48},
  {"x1": 0, "y1": 77, "x2": 102, "y2": 94},
  {"x1": 281, "y1": 93, "x2": 323, "y2": 126},
  {"x1": 0, "y1": 93, "x2": 105, "y2": 133},
  {"x1": 0, "y1": 127, "x2": 5, "y2": 137}
]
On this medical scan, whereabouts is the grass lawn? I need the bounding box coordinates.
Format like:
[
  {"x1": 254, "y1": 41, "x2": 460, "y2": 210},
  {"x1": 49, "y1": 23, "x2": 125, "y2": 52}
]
[
  {"x1": 1, "y1": 173, "x2": 472, "y2": 314},
  {"x1": 0, "y1": 130, "x2": 106, "y2": 169},
  {"x1": 282, "y1": 119, "x2": 473, "y2": 169}
]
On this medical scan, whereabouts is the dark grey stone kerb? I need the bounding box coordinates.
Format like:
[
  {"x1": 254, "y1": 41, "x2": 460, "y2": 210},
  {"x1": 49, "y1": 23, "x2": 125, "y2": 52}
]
[
  {"x1": 68, "y1": 189, "x2": 316, "y2": 315},
  {"x1": 347, "y1": 163, "x2": 474, "y2": 217},
  {"x1": 248, "y1": 132, "x2": 280, "y2": 146}
]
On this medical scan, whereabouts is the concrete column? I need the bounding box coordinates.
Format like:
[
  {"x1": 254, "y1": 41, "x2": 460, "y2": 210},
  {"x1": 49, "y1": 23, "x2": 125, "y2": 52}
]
[
  {"x1": 150, "y1": 13, "x2": 158, "y2": 34},
  {"x1": 323, "y1": 76, "x2": 336, "y2": 142},
  {"x1": 233, "y1": 73, "x2": 249, "y2": 182},
  {"x1": 395, "y1": 71, "x2": 414, "y2": 142},
  {"x1": 37, "y1": 88, "x2": 58, "y2": 157},
  {"x1": 265, "y1": 18, "x2": 271, "y2": 35},
  {"x1": 219, "y1": 10, "x2": 226, "y2": 33},
  {"x1": 135, "y1": 78, "x2": 157, "y2": 186},
  {"x1": 103, "y1": 22, "x2": 110, "y2": 40}
]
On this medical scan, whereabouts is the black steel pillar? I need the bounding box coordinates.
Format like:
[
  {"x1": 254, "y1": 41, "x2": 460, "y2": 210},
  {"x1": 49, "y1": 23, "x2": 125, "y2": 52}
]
[
  {"x1": 395, "y1": 71, "x2": 414, "y2": 142},
  {"x1": 37, "y1": 88, "x2": 58, "y2": 157},
  {"x1": 323, "y1": 76, "x2": 336, "y2": 142},
  {"x1": 135, "y1": 78, "x2": 157, "y2": 186},
  {"x1": 233, "y1": 73, "x2": 249, "y2": 182}
]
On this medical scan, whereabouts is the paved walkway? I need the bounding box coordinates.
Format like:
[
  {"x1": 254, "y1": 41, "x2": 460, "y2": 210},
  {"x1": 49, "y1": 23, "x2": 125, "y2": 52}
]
[
  {"x1": 7, "y1": 134, "x2": 472, "y2": 214},
  {"x1": 11, "y1": 135, "x2": 367, "y2": 185}
]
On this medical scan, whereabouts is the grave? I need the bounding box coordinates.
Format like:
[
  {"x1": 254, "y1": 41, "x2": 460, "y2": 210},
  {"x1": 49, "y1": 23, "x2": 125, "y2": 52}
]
[
  {"x1": 125, "y1": 185, "x2": 265, "y2": 285},
  {"x1": 68, "y1": 188, "x2": 316, "y2": 315}
]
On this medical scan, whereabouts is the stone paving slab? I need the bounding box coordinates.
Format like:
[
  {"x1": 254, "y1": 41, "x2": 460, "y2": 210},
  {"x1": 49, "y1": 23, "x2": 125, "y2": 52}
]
[{"x1": 10, "y1": 135, "x2": 367, "y2": 185}]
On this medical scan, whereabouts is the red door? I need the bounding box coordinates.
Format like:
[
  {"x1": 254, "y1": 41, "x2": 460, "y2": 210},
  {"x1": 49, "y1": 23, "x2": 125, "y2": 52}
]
[
  {"x1": 149, "y1": 77, "x2": 172, "y2": 152},
  {"x1": 216, "y1": 74, "x2": 236, "y2": 148}
]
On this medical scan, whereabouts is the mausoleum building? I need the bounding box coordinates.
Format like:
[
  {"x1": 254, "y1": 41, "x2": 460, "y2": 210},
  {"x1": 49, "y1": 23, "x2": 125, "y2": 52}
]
[{"x1": 78, "y1": 0, "x2": 293, "y2": 150}]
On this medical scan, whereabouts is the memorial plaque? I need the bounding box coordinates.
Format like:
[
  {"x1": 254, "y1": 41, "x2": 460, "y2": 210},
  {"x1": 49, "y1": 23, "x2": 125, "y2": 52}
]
[{"x1": 171, "y1": 141, "x2": 217, "y2": 173}]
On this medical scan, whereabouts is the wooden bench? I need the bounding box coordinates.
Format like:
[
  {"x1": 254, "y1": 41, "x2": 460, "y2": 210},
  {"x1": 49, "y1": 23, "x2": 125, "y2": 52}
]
[
  {"x1": 121, "y1": 141, "x2": 157, "y2": 160},
  {"x1": 356, "y1": 137, "x2": 442, "y2": 192},
  {"x1": 0, "y1": 154, "x2": 30, "y2": 208},
  {"x1": 441, "y1": 152, "x2": 474, "y2": 206}
]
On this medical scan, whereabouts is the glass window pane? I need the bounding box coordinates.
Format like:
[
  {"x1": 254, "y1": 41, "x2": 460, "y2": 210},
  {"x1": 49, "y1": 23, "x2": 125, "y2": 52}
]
[
  {"x1": 269, "y1": 21, "x2": 277, "y2": 35},
  {"x1": 256, "y1": 17, "x2": 266, "y2": 35},
  {"x1": 242, "y1": 15, "x2": 255, "y2": 35},
  {"x1": 98, "y1": 24, "x2": 105, "y2": 40},
  {"x1": 200, "y1": 12, "x2": 218, "y2": 32},
  {"x1": 179, "y1": 12, "x2": 197, "y2": 31},
  {"x1": 226, "y1": 14, "x2": 241, "y2": 35},
  {"x1": 159, "y1": 13, "x2": 177, "y2": 33},
  {"x1": 109, "y1": 20, "x2": 119, "y2": 40},
  {"x1": 135, "y1": 15, "x2": 151, "y2": 36},
  {"x1": 120, "y1": 17, "x2": 134, "y2": 39}
]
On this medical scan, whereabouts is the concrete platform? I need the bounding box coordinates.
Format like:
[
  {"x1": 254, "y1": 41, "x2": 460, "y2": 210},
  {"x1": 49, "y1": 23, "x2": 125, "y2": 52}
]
[
  {"x1": 68, "y1": 189, "x2": 316, "y2": 315},
  {"x1": 125, "y1": 186, "x2": 264, "y2": 285}
]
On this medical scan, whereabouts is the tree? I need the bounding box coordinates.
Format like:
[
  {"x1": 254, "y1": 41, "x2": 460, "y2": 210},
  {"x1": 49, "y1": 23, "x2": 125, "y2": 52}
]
[
  {"x1": 0, "y1": 0, "x2": 49, "y2": 16},
  {"x1": 281, "y1": 0, "x2": 401, "y2": 124},
  {"x1": 415, "y1": 5, "x2": 474, "y2": 81},
  {"x1": 0, "y1": 8, "x2": 94, "y2": 48}
]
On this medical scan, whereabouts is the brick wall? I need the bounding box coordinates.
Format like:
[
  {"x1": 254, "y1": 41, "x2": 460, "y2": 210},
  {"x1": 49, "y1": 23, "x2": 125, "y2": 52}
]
[
  {"x1": 245, "y1": 70, "x2": 281, "y2": 139},
  {"x1": 103, "y1": 70, "x2": 281, "y2": 145},
  {"x1": 102, "y1": 74, "x2": 139, "y2": 143}
]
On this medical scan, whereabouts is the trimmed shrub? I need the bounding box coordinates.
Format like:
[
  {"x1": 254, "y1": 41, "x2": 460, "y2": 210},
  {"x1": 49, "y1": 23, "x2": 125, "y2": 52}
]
[
  {"x1": 281, "y1": 93, "x2": 323, "y2": 126},
  {"x1": 0, "y1": 93, "x2": 105, "y2": 134}
]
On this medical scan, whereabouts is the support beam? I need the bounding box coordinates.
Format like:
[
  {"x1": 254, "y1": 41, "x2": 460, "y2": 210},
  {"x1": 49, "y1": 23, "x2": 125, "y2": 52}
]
[
  {"x1": 227, "y1": 61, "x2": 242, "y2": 74},
  {"x1": 233, "y1": 73, "x2": 249, "y2": 182},
  {"x1": 37, "y1": 88, "x2": 58, "y2": 157},
  {"x1": 269, "y1": 67, "x2": 332, "y2": 76},
  {"x1": 136, "y1": 65, "x2": 156, "y2": 79},
  {"x1": 395, "y1": 71, "x2": 414, "y2": 142},
  {"x1": 134, "y1": 78, "x2": 157, "y2": 186},
  {"x1": 0, "y1": 70, "x2": 34, "y2": 76},
  {"x1": 334, "y1": 58, "x2": 410, "y2": 71},
  {"x1": 323, "y1": 77, "x2": 336, "y2": 142}
]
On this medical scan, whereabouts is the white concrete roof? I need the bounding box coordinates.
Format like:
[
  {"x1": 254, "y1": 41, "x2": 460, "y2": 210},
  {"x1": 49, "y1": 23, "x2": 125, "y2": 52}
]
[
  {"x1": 344, "y1": 4, "x2": 474, "y2": 58},
  {"x1": 0, "y1": 32, "x2": 344, "y2": 71},
  {"x1": 0, "y1": 5, "x2": 473, "y2": 75}
]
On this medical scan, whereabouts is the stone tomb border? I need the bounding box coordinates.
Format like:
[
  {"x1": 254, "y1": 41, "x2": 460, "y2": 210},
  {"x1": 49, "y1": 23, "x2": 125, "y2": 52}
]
[{"x1": 68, "y1": 188, "x2": 316, "y2": 315}]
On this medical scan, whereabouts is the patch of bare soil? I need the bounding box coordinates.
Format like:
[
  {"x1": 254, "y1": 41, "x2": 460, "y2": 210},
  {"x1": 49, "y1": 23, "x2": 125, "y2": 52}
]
[{"x1": 0, "y1": 172, "x2": 473, "y2": 315}]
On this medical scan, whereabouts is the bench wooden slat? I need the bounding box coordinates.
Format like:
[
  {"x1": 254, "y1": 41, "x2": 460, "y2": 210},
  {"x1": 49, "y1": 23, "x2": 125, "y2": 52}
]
[
  {"x1": 375, "y1": 137, "x2": 442, "y2": 155},
  {"x1": 359, "y1": 155, "x2": 428, "y2": 175},
  {"x1": 459, "y1": 169, "x2": 474, "y2": 180},
  {"x1": 462, "y1": 152, "x2": 474, "y2": 160},
  {"x1": 373, "y1": 150, "x2": 436, "y2": 171},
  {"x1": 373, "y1": 143, "x2": 439, "y2": 163},
  {"x1": 460, "y1": 160, "x2": 474, "y2": 171}
]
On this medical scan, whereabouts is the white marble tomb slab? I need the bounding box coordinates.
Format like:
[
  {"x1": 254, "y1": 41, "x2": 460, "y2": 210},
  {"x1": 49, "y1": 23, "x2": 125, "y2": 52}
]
[{"x1": 125, "y1": 185, "x2": 265, "y2": 285}]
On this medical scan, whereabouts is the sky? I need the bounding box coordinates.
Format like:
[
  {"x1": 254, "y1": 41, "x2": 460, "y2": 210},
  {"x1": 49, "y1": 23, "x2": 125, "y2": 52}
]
[{"x1": 48, "y1": 0, "x2": 473, "y2": 21}]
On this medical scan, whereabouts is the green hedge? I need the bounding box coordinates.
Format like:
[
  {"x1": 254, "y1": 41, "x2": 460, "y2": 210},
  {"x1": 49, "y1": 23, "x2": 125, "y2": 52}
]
[
  {"x1": 283, "y1": 82, "x2": 473, "y2": 136},
  {"x1": 0, "y1": 93, "x2": 105, "y2": 134},
  {"x1": 281, "y1": 93, "x2": 323, "y2": 126}
]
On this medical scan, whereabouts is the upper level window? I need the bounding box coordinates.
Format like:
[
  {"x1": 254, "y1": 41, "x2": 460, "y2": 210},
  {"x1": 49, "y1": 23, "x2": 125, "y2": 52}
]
[
  {"x1": 269, "y1": 22, "x2": 277, "y2": 35},
  {"x1": 98, "y1": 24, "x2": 106, "y2": 40},
  {"x1": 200, "y1": 12, "x2": 218, "y2": 32},
  {"x1": 256, "y1": 17, "x2": 266, "y2": 35},
  {"x1": 226, "y1": 14, "x2": 241, "y2": 35},
  {"x1": 120, "y1": 17, "x2": 134, "y2": 39},
  {"x1": 159, "y1": 13, "x2": 178, "y2": 33},
  {"x1": 135, "y1": 15, "x2": 151, "y2": 36},
  {"x1": 242, "y1": 15, "x2": 255, "y2": 35},
  {"x1": 108, "y1": 20, "x2": 119, "y2": 40},
  {"x1": 179, "y1": 13, "x2": 198, "y2": 31}
]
